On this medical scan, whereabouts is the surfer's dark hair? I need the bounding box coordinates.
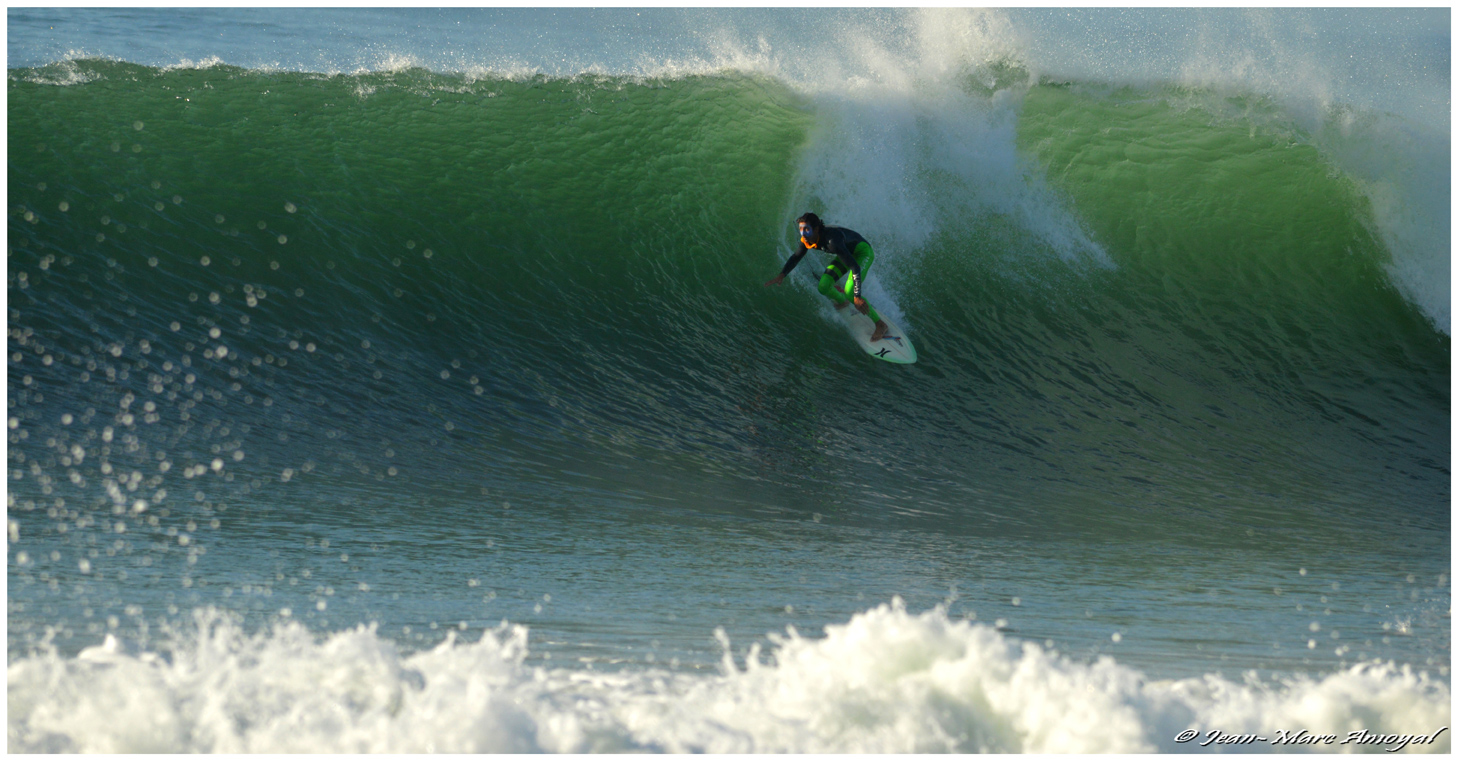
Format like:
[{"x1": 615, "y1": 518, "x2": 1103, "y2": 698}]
[{"x1": 796, "y1": 212, "x2": 822, "y2": 230}]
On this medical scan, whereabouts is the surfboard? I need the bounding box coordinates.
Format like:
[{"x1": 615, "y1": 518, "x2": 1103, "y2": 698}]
[{"x1": 842, "y1": 307, "x2": 917, "y2": 364}]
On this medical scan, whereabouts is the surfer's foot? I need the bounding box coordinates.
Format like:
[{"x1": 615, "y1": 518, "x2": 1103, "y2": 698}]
[
  {"x1": 871, "y1": 320, "x2": 889, "y2": 341},
  {"x1": 834, "y1": 300, "x2": 850, "y2": 310}
]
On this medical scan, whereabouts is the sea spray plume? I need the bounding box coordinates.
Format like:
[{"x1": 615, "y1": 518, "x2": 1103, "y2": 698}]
[
  {"x1": 675, "y1": 8, "x2": 1105, "y2": 271},
  {"x1": 1009, "y1": 8, "x2": 1450, "y2": 333},
  {"x1": 776, "y1": 7, "x2": 1108, "y2": 290},
  {"x1": 1319, "y1": 109, "x2": 1450, "y2": 335},
  {"x1": 1172, "y1": 9, "x2": 1451, "y2": 335}
]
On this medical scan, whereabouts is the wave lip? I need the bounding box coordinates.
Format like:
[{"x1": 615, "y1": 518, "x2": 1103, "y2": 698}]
[{"x1": 7, "y1": 602, "x2": 1450, "y2": 753}]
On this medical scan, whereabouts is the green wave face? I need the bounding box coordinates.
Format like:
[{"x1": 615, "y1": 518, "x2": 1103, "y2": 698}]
[{"x1": 7, "y1": 61, "x2": 1448, "y2": 553}]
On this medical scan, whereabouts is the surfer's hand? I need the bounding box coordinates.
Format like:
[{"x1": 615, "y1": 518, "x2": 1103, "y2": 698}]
[
  {"x1": 764, "y1": 275, "x2": 784, "y2": 286},
  {"x1": 853, "y1": 297, "x2": 869, "y2": 314}
]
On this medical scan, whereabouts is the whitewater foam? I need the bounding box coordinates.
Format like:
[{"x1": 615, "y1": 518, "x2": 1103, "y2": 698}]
[
  {"x1": 8, "y1": 600, "x2": 1448, "y2": 753},
  {"x1": 9, "y1": 53, "x2": 104, "y2": 86}
]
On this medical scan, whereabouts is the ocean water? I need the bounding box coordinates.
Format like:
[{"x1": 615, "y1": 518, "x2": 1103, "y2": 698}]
[{"x1": 6, "y1": 8, "x2": 1451, "y2": 753}]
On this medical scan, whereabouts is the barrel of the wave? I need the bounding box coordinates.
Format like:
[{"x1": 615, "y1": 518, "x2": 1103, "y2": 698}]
[{"x1": 765, "y1": 213, "x2": 917, "y2": 364}]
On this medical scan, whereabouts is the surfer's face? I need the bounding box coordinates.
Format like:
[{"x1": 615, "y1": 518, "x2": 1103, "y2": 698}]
[{"x1": 799, "y1": 224, "x2": 818, "y2": 245}]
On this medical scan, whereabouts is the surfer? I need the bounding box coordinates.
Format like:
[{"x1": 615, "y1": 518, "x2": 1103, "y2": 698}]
[{"x1": 764, "y1": 212, "x2": 891, "y2": 341}]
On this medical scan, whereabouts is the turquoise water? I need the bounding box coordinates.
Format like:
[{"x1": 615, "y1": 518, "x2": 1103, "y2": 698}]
[{"x1": 7, "y1": 8, "x2": 1450, "y2": 753}]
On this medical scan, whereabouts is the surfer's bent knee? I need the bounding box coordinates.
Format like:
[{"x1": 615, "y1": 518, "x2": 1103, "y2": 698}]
[
  {"x1": 854, "y1": 241, "x2": 875, "y2": 270},
  {"x1": 818, "y1": 272, "x2": 848, "y2": 302}
]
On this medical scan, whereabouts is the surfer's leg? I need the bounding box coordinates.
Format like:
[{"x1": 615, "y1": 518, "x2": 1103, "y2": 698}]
[
  {"x1": 818, "y1": 262, "x2": 851, "y2": 308},
  {"x1": 848, "y1": 243, "x2": 882, "y2": 323}
]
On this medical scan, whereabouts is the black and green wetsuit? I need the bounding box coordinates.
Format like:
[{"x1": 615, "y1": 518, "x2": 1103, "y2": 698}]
[{"x1": 779, "y1": 225, "x2": 882, "y2": 322}]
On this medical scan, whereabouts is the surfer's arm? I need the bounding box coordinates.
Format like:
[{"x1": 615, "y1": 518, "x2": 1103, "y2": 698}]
[
  {"x1": 780, "y1": 244, "x2": 809, "y2": 276},
  {"x1": 767, "y1": 244, "x2": 809, "y2": 285}
]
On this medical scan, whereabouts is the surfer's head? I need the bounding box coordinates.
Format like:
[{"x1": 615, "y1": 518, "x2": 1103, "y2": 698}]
[{"x1": 796, "y1": 212, "x2": 822, "y2": 248}]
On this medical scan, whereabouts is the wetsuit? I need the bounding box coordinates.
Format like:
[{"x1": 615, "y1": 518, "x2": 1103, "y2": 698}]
[{"x1": 778, "y1": 225, "x2": 882, "y2": 322}]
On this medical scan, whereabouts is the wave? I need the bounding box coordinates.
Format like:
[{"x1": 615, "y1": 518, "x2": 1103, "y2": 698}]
[
  {"x1": 7, "y1": 600, "x2": 1449, "y2": 753},
  {"x1": 11, "y1": 9, "x2": 1447, "y2": 334},
  {"x1": 6, "y1": 16, "x2": 1450, "y2": 745},
  {"x1": 6, "y1": 58, "x2": 1448, "y2": 550}
]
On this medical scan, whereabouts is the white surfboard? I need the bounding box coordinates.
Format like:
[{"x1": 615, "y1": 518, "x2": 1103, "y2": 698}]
[{"x1": 842, "y1": 307, "x2": 917, "y2": 364}]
